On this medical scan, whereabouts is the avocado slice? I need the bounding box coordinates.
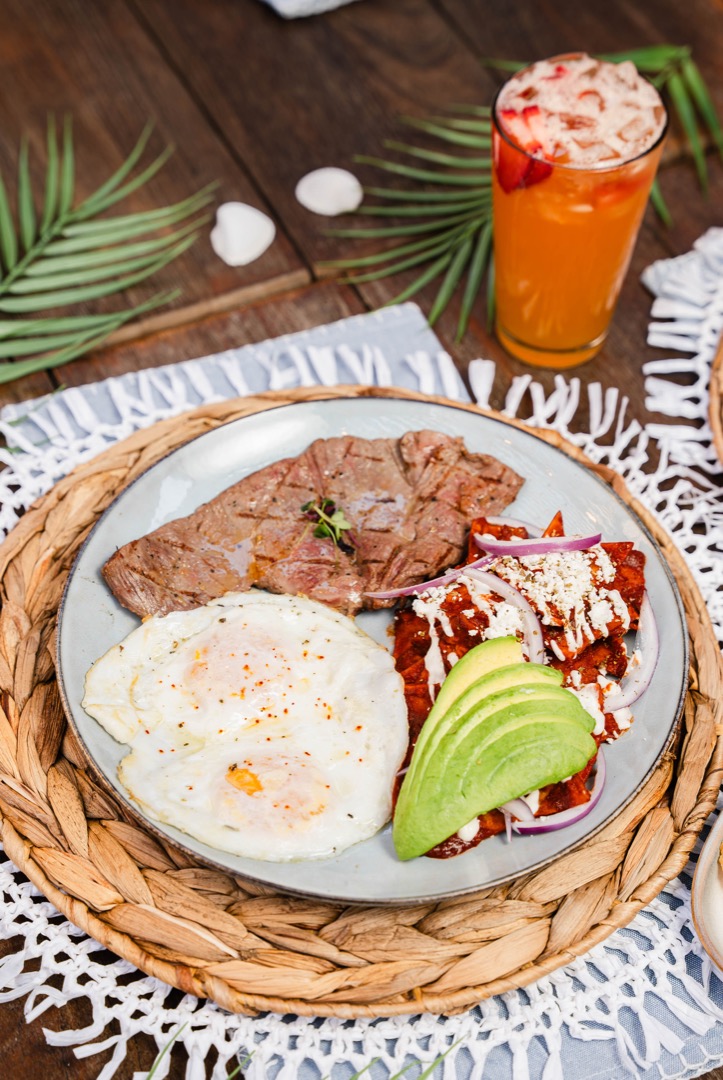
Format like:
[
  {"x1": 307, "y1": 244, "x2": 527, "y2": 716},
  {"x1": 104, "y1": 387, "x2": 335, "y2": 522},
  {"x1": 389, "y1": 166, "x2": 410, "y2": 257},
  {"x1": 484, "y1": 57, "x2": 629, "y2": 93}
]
[
  {"x1": 393, "y1": 701, "x2": 597, "y2": 860},
  {"x1": 410, "y1": 636, "x2": 525, "y2": 767},
  {"x1": 406, "y1": 663, "x2": 564, "y2": 785},
  {"x1": 398, "y1": 682, "x2": 590, "y2": 823},
  {"x1": 422, "y1": 682, "x2": 593, "y2": 779}
]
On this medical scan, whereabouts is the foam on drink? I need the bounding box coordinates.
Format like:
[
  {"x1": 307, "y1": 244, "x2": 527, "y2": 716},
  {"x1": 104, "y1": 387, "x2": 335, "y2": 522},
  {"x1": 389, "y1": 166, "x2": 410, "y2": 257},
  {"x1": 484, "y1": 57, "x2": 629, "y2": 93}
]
[{"x1": 496, "y1": 53, "x2": 666, "y2": 168}]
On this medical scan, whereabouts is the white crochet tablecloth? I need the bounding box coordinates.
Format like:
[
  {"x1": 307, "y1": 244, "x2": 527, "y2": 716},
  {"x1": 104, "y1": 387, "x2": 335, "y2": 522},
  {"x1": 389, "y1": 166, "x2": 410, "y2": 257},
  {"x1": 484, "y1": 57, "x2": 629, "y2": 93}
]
[{"x1": 0, "y1": 230, "x2": 722, "y2": 1080}]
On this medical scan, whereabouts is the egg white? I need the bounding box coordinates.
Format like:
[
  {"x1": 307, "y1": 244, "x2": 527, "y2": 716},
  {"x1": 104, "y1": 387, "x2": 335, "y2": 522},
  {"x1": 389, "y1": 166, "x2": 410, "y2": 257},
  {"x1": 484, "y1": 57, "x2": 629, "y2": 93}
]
[{"x1": 82, "y1": 591, "x2": 408, "y2": 861}]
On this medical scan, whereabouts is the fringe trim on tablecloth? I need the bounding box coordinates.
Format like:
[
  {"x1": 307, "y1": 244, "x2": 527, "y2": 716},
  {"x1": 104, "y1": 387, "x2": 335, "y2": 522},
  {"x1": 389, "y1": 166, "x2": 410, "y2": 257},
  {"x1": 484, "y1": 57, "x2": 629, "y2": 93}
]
[{"x1": 0, "y1": 250, "x2": 721, "y2": 1080}]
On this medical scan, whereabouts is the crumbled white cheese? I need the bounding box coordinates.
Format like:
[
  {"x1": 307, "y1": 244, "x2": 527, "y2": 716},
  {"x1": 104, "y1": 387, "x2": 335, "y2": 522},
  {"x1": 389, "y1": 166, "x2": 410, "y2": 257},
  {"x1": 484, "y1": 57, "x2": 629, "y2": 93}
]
[{"x1": 494, "y1": 545, "x2": 630, "y2": 656}]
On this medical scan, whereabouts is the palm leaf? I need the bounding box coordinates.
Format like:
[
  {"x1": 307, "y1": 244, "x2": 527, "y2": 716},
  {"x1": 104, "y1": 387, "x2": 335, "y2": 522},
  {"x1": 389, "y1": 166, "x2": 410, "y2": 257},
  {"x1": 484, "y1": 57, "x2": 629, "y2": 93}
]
[
  {"x1": 681, "y1": 56, "x2": 723, "y2": 157},
  {"x1": 0, "y1": 174, "x2": 18, "y2": 271},
  {"x1": 0, "y1": 118, "x2": 215, "y2": 382},
  {"x1": 17, "y1": 139, "x2": 36, "y2": 252},
  {"x1": 0, "y1": 290, "x2": 179, "y2": 384},
  {"x1": 40, "y1": 115, "x2": 59, "y2": 234},
  {"x1": 400, "y1": 117, "x2": 491, "y2": 147},
  {"x1": 456, "y1": 220, "x2": 492, "y2": 340},
  {"x1": 428, "y1": 235, "x2": 473, "y2": 325},
  {"x1": 354, "y1": 156, "x2": 485, "y2": 185},
  {"x1": 384, "y1": 140, "x2": 490, "y2": 169},
  {"x1": 59, "y1": 115, "x2": 74, "y2": 215},
  {"x1": 666, "y1": 69, "x2": 707, "y2": 189}
]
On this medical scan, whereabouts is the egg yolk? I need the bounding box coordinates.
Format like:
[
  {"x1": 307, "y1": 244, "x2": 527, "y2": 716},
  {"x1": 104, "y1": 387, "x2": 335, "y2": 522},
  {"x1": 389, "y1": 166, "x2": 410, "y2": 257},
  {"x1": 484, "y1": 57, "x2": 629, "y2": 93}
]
[{"x1": 226, "y1": 765, "x2": 263, "y2": 794}]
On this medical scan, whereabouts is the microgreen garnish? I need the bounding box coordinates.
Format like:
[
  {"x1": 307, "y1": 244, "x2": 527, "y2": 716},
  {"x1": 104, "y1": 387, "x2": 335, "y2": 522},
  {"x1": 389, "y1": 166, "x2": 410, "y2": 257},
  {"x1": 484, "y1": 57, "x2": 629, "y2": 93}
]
[{"x1": 301, "y1": 498, "x2": 354, "y2": 550}]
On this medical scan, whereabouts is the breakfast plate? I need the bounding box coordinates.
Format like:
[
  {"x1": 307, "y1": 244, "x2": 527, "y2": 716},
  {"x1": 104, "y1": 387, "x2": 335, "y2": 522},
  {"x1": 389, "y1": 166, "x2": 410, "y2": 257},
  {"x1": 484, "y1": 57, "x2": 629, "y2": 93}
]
[
  {"x1": 691, "y1": 808, "x2": 723, "y2": 971},
  {"x1": 56, "y1": 396, "x2": 688, "y2": 904}
]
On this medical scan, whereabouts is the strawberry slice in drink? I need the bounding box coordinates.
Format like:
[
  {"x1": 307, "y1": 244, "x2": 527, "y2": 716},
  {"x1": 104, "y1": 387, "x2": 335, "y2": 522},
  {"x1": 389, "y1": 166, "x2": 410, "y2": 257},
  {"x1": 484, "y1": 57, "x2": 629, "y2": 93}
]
[{"x1": 495, "y1": 105, "x2": 554, "y2": 193}]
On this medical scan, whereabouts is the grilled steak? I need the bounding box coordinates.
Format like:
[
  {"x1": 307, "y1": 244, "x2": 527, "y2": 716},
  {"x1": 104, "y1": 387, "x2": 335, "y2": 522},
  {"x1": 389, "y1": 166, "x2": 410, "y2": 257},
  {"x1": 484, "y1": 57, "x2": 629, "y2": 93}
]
[{"x1": 103, "y1": 430, "x2": 524, "y2": 617}]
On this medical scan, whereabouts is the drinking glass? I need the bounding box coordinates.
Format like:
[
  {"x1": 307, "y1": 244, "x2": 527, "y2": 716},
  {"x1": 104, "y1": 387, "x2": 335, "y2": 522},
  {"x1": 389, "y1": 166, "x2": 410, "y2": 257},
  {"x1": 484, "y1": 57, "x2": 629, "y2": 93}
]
[{"x1": 491, "y1": 57, "x2": 668, "y2": 369}]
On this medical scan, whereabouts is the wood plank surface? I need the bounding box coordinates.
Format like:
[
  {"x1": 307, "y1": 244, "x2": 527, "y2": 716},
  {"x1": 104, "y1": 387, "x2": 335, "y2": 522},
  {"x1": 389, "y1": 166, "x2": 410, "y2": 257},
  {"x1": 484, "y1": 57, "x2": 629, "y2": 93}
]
[
  {"x1": 0, "y1": 1, "x2": 721, "y2": 1079},
  {"x1": 57, "y1": 280, "x2": 366, "y2": 385},
  {"x1": 0, "y1": 0, "x2": 308, "y2": 341},
  {"x1": 131, "y1": 0, "x2": 723, "y2": 438}
]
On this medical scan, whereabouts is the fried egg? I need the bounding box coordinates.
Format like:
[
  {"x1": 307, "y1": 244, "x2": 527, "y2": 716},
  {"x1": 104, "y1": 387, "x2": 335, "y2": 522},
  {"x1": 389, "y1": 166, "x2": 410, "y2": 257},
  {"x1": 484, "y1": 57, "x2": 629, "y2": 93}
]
[{"x1": 82, "y1": 591, "x2": 408, "y2": 861}]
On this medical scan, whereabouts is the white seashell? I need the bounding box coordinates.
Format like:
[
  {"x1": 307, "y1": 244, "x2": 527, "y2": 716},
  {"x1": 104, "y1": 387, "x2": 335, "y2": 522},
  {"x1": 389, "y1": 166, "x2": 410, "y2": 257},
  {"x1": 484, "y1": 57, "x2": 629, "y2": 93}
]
[
  {"x1": 210, "y1": 202, "x2": 276, "y2": 266},
  {"x1": 295, "y1": 167, "x2": 363, "y2": 216}
]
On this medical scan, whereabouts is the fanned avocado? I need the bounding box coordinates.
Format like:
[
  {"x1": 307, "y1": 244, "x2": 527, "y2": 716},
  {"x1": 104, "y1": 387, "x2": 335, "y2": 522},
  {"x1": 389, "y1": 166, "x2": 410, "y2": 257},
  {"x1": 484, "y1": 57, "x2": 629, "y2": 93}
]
[
  {"x1": 392, "y1": 638, "x2": 597, "y2": 862},
  {"x1": 410, "y1": 636, "x2": 524, "y2": 766},
  {"x1": 406, "y1": 663, "x2": 564, "y2": 785}
]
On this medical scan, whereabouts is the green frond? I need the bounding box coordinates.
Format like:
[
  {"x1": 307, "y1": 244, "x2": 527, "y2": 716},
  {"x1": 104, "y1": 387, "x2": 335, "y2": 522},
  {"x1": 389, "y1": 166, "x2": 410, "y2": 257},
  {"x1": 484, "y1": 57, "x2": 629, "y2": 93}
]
[
  {"x1": 0, "y1": 233, "x2": 196, "y2": 312},
  {"x1": 59, "y1": 114, "x2": 74, "y2": 214},
  {"x1": 383, "y1": 250, "x2": 455, "y2": 306},
  {"x1": 144, "y1": 1023, "x2": 188, "y2": 1080},
  {"x1": 428, "y1": 235, "x2": 473, "y2": 325},
  {"x1": 0, "y1": 116, "x2": 214, "y2": 382},
  {"x1": 10, "y1": 238, "x2": 195, "y2": 293},
  {"x1": 400, "y1": 117, "x2": 491, "y2": 147},
  {"x1": 0, "y1": 289, "x2": 179, "y2": 383},
  {"x1": 0, "y1": 174, "x2": 18, "y2": 271},
  {"x1": 326, "y1": 210, "x2": 481, "y2": 239},
  {"x1": 26, "y1": 216, "x2": 208, "y2": 275},
  {"x1": 456, "y1": 220, "x2": 492, "y2": 340},
  {"x1": 384, "y1": 140, "x2": 490, "y2": 169},
  {"x1": 321, "y1": 222, "x2": 472, "y2": 269},
  {"x1": 666, "y1": 69, "x2": 707, "y2": 190},
  {"x1": 480, "y1": 57, "x2": 525, "y2": 72},
  {"x1": 74, "y1": 142, "x2": 175, "y2": 219},
  {"x1": 595, "y1": 45, "x2": 690, "y2": 71},
  {"x1": 18, "y1": 138, "x2": 36, "y2": 252},
  {"x1": 0, "y1": 311, "x2": 134, "y2": 340},
  {"x1": 354, "y1": 197, "x2": 488, "y2": 217},
  {"x1": 681, "y1": 56, "x2": 723, "y2": 157},
  {"x1": 446, "y1": 105, "x2": 491, "y2": 116},
  {"x1": 40, "y1": 115, "x2": 59, "y2": 234},
  {"x1": 649, "y1": 179, "x2": 672, "y2": 226},
  {"x1": 354, "y1": 156, "x2": 486, "y2": 185},
  {"x1": 76, "y1": 121, "x2": 154, "y2": 212},
  {"x1": 341, "y1": 234, "x2": 463, "y2": 284},
  {"x1": 362, "y1": 186, "x2": 489, "y2": 202},
  {"x1": 433, "y1": 116, "x2": 491, "y2": 132},
  {"x1": 54, "y1": 186, "x2": 215, "y2": 246}
]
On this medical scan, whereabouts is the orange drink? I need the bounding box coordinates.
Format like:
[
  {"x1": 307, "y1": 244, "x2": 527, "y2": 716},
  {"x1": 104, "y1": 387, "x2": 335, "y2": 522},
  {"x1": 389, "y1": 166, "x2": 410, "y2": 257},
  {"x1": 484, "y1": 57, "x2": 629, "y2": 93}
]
[{"x1": 491, "y1": 54, "x2": 667, "y2": 368}]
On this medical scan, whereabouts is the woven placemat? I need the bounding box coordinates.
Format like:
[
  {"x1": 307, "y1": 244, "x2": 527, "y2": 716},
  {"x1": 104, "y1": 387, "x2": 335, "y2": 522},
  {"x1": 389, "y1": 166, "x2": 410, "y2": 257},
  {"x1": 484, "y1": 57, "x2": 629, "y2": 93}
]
[
  {"x1": 1, "y1": 385, "x2": 721, "y2": 1019},
  {"x1": 710, "y1": 331, "x2": 723, "y2": 465}
]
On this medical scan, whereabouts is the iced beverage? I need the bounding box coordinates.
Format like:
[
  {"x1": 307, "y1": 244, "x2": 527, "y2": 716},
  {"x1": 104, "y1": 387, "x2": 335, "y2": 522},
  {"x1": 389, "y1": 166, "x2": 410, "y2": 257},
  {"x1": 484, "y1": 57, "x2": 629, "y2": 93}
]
[{"x1": 492, "y1": 54, "x2": 667, "y2": 368}]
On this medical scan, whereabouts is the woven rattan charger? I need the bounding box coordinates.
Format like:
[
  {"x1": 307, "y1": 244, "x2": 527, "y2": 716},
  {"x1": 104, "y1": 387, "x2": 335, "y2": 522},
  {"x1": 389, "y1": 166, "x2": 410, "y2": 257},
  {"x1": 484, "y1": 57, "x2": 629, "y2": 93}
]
[{"x1": 0, "y1": 385, "x2": 721, "y2": 1019}]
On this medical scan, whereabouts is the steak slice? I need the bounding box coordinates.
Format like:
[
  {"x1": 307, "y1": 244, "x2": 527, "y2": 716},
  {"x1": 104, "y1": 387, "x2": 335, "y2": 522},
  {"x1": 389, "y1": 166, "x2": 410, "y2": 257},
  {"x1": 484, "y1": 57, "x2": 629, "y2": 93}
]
[{"x1": 103, "y1": 430, "x2": 524, "y2": 618}]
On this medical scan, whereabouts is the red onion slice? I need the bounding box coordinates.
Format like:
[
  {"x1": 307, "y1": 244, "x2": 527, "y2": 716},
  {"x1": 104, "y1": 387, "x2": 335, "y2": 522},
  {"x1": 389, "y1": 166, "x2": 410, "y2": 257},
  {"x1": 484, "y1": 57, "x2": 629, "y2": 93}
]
[
  {"x1": 499, "y1": 797, "x2": 535, "y2": 821},
  {"x1": 473, "y1": 532, "x2": 602, "y2": 558},
  {"x1": 512, "y1": 749, "x2": 606, "y2": 835},
  {"x1": 602, "y1": 592, "x2": 658, "y2": 711},
  {"x1": 464, "y1": 568, "x2": 546, "y2": 664},
  {"x1": 364, "y1": 555, "x2": 494, "y2": 600}
]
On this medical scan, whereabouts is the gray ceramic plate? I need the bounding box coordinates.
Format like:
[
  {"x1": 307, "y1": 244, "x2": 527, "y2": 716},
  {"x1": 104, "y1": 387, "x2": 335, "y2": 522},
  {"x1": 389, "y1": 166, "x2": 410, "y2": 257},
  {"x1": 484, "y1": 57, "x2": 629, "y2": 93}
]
[{"x1": 57, "y1": 396, "x2": 688, "y2": 904}]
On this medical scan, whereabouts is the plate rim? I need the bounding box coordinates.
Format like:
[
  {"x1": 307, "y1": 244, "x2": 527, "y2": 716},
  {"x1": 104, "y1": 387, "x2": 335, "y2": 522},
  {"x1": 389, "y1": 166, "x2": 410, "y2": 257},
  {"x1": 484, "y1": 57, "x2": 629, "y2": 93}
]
[{"x1": 56, "y1": 392, "x2": 689, "y2": 905}]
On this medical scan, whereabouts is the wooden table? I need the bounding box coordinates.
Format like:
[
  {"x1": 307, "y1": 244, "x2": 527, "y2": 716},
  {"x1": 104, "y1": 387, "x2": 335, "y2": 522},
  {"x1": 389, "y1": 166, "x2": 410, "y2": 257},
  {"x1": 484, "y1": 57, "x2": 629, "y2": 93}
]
[{"x1": 0, "y1": 0, "x2": 721, "y2": 1076}]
